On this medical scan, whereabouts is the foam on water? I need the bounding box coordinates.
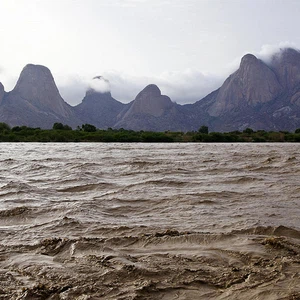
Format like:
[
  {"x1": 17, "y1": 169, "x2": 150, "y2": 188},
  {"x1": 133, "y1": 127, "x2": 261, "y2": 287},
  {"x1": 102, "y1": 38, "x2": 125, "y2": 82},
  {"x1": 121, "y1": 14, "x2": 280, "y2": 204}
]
[{"x1": 0, "y1": 143, "x2": 300, "y2": 299}]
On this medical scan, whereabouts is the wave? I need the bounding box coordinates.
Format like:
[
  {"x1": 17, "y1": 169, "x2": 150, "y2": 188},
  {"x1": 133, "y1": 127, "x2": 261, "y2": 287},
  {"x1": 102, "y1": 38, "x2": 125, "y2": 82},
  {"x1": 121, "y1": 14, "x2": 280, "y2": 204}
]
[
  {"x1": 1, "y1": 225, "x2": 299, "y2": 299},
  {"x1": 0, "y1": 206, "x2": 31, "y2": 217},
  {"x1": 57, "y1": 182, "x2": 115, "y2": 193}
]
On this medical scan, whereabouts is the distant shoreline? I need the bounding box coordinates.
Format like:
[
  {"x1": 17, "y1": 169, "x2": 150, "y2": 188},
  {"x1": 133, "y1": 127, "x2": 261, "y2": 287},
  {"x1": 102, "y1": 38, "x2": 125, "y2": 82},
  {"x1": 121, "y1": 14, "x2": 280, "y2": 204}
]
[{"x1": 1, "y1": 122, "x2": 300, "y2": 143}]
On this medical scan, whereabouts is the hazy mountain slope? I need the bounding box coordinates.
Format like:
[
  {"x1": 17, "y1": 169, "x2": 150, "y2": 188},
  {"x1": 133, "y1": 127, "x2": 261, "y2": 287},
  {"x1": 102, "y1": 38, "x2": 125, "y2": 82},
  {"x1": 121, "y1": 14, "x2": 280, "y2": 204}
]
[
  {"x1": 0, "y1": 64, "x2": 81, "y2": 128},
  {"x1": 75, "y1": 89, "x2": 125, "y2": 129},
  {"x1": 2, "y1": 48, "x2": 300, "y2": 132},
  {"x1": 114, "y1": 84, "x2": 191, "y2": 131},
  {"x1": 193, "y1": 48, "x2": 300, "y2": 131}
]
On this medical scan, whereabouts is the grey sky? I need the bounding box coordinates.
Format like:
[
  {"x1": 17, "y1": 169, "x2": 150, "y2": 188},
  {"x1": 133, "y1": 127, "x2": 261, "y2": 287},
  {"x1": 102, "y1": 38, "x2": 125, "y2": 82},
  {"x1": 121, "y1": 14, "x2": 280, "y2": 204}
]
[{"x1": 0, "y1": 0, "x2": 299, "y2": 105}]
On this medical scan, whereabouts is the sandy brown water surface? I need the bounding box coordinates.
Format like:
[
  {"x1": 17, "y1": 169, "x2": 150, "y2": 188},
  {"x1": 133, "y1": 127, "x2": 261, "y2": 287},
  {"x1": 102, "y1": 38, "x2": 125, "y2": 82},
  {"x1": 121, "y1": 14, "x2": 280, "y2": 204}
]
[{"x1": 0, "y1": 143, "x2": 300, "y2": 299}]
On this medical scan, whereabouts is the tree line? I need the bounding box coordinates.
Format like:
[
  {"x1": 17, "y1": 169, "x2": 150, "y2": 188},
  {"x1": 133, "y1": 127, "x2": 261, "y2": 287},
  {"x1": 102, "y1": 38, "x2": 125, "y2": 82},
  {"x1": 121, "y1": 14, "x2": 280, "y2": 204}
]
[{"x1": 0, "y1": 122, "x2": 300, "y2": 142}]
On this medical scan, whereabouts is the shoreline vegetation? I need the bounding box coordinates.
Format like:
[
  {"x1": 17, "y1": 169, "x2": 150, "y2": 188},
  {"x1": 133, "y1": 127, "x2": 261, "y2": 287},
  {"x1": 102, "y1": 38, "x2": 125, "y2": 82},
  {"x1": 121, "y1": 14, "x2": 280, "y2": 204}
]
[{"x1": 1, "y1": 122, "x2": 300, "y2": 143}]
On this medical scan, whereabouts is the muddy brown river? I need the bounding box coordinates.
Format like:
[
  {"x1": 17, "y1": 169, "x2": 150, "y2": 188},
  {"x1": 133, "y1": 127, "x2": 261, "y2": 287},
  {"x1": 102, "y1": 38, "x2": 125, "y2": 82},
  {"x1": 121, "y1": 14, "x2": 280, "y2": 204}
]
[{"x1": 0, "y1": 143, "x2": 299, "y2": 299}]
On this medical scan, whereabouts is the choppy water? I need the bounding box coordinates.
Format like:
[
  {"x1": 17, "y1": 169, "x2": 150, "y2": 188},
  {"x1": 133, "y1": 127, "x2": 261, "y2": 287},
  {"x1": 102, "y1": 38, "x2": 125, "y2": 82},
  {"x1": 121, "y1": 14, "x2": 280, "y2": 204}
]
[{"x1": 0, "y1": 143, "x2": 300, "y2": 299}]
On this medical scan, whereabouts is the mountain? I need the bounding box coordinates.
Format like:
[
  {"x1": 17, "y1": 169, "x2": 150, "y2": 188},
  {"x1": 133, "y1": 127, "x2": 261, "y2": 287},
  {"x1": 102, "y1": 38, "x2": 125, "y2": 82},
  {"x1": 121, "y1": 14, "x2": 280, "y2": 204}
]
[
  {"x1": 0, "y1": 82, "x2": 5, "y2": 105},
  {"x1": 114, "y1": 84, "x2": 190, "y2": 131},
  {"x1": 1, "y1": 48, "x2": 300, "y2": 132},
  {"x1": 0, "y1": 64, "x2": 81, "y2": 128},
  {"x1": 113, "y1": 48, "x2": 300, "y2": 132},
  {"x1": 75, "y1": 77, "x2": 125, "y2": 129},
  {"x1": 193, "y1": 48, "x2": 300, "y2": 131}
]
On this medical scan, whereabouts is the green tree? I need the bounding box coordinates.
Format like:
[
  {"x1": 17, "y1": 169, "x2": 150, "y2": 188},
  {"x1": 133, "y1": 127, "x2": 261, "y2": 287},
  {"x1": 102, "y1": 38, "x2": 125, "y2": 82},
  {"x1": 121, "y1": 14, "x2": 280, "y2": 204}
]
[
  {"x1": 63, "y1": 124, "x2": 72, "y2": 131},
  {"x1": 295, "y1": 128, "x2": 300, "y2": 134},
  {"x1": 82, "y1": 124, "x2": 97, "y2": 132},
  {"x1": 53, "y1": 123, "x2": 72, "y2": 130},
  {"x1": 243, "y1": 128, "x2": 254, "y2": 134},
  {"x1": 0, "y1": 122, "x2": 10, "y2": 133},
  {"x1": 53, "y1": 122, "x2": 64, "y2": 130},
  {"x1": 198, "y1": 125, "x2": 209, "y2": 134}
]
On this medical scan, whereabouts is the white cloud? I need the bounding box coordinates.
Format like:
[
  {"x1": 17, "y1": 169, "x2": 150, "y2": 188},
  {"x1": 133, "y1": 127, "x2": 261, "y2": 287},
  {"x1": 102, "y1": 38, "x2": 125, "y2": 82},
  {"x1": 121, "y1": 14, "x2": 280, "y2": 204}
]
[
  {"x1": 56, "y1": 68, "x2": 224, "y2": 106},
  {"x1": 255, "y1": 42, "x2": 299, "y2": 64},
  {"x1": 89, "y1": 76, "x2": 111, "y2": 93},
  {"x1": 57, "y1": 42, "x2": 300, "y2": 107},
  {"x1": 155, "y1": 69, "x2": 223, "y2": 104},
  {"x1": 5, "y1": 41, "x2": 300, "y2": 108},
  {"x1": 56, "y1": 75, "x2": 88, "y2": 106}
]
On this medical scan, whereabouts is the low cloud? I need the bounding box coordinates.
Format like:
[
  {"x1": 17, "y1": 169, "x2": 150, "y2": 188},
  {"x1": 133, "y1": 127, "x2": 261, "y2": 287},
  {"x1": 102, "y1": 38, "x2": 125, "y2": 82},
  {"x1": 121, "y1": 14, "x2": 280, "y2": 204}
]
[
  {"x1": 58, "y1": 43, "x2": 300, "y2": 107},
  {"x1": 14, "y1": 43, "x2": 300, "y2": 107},
  {"x1": 56, "y1": 75, "x2": 87, "y2": 106},
  {"x1": 255, "y1": 42, "x2": 299, "y2": 64},
  {"x1": 57, "y1": 69, "x2": 224, "y2": 106},
  {"x1": 155, "y1": 69, "x2": 223, "y2": 104},
  {"x1": 89, "y1": 76, "x2": 111, "y2": 93}
]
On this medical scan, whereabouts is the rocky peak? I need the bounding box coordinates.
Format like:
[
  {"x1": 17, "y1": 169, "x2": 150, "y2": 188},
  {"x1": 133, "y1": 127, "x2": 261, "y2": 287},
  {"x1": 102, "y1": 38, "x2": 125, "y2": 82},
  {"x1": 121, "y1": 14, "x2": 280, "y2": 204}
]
[
  {"x1": 0, "y1": 82, "x2": 4, "y2": 105},
  {"x1": 137, "y1": 84, "x2": 161, "y2": 98},
  {"x1": 13, "y1": 64, "x2": 55, "y2": 94},
  {"x1": 75, "y1": 77, "x2": 124, "y2": 129},
  {"x1": 10, "y1": 64, "x2": 70, "y2": 117},
  {"x1": 207, "y1": 53, "x2": 281, "y2": 117},
  {"x1": 270, "y1": 48, "x2": 300, "y2": 90},
  {"x1": 240, "y1": 53, "x2": 258, "y2": 66},
  {"x1": 127, "y1": 84, "x2": 173, "y2": 117}
]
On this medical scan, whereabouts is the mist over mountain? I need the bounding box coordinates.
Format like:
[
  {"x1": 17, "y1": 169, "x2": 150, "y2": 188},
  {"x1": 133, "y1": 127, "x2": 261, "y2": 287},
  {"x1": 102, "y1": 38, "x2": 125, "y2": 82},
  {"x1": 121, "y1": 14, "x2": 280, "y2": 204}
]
[
  {"x1": 1, "y1": 48, "x2": 300, "y2": 132},
  {"x1": 75, "y1": 77, "x2": 126, "y2": 129},
  {"x1": 194, "y1": 48, "x2": 300, "y2": 131}
]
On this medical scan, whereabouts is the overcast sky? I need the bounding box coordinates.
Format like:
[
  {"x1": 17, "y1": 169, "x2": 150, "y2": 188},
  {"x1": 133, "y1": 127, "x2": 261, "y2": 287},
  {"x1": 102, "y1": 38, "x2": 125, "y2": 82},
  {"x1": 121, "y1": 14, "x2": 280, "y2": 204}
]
[{"x1": 0, "y1": 0, "x2": 299, "y2": 105}]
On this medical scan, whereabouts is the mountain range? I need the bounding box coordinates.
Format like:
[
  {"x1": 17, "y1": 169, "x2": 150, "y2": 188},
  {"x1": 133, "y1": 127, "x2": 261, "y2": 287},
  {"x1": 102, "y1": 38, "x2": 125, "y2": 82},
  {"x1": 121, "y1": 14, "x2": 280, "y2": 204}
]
[{"x1": 1, "y1": 47, "x2": 300, "y2": 132}]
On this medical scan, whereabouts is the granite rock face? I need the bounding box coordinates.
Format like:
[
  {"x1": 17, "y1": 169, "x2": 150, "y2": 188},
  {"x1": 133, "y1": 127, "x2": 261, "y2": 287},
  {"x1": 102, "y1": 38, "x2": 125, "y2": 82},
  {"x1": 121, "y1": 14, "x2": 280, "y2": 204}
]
[
  {"x1": 207, "y1": 54, "x2": 281, "y2": 117},
  {"x1": 123, "y1": 84, "x2": 173, "y2": 117},
  {"x1": 75, "y1": 88, "x2": 125, "y2": 129},
  {"x1": 115, "y1": 48, "x2": 300, "y2": 132},
  {"x1": 0, "y1": 83, "x2": 4, "y2": 106},
  {"x1": 114, "y1": 84, "x2": 188, "y2": 131},
  {"x1": 0, "y1": 64, "x2": 81, "y2": 128},
  {"x1": 2, "y1": 48, "x2": 300, "y2": 132},
  {"x1": 194, "y1": 48, "x2": 300, "y2": 131},
  {"x1": 270, "y1": 48, "x2": 300, "y2": 91}
]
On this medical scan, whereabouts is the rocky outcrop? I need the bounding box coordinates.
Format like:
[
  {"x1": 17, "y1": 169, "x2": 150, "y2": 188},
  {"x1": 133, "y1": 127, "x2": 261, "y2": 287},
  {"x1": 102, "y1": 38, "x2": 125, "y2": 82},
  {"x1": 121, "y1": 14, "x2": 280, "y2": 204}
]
[
  {"x1": 123, "y1": 84, "x2": 173, "y2": 117},
  {"x1": 0, "y1": 64, "x2": 81, "y2": 128},
  {"x1": 0, "y1": 83, "x2": 4, "y2": 105},
  {"x1": 190, "y1": 48, "x2": 300, "y2": 131},
  {"x1": 115, "y1": 84, "x2": 188, "y2": 131},
  {"x1": 207, "y1": 54, "x2": 281, "y2": 117},
  {"x1": 2, "y1": 48, "x2": 300, "y2": 132},
  {"x1": 270, "y1": 48, "x2": 300, "y2": 91},
  {"x1": 75, "y1": 78, "x2": 125, "y2": 129}
]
